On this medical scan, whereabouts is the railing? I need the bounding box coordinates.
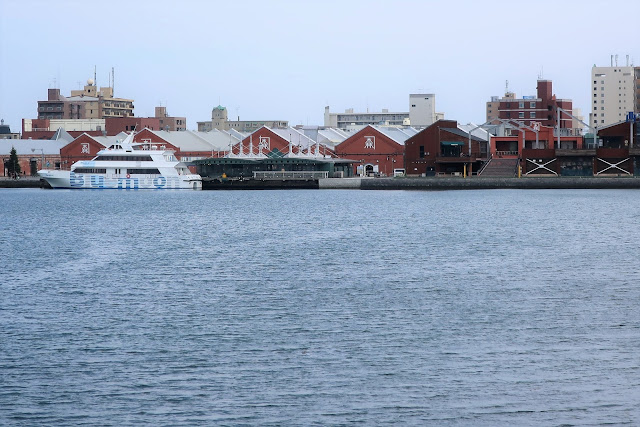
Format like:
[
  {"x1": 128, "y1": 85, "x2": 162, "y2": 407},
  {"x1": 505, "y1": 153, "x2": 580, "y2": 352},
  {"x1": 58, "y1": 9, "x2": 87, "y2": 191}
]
[
  {"x1": 477, "y1": 156, "x2": 492, "y2": 175},
  {"x1": 495, "y1": 151, "x2": 519, "y2": 156},
  {"x1": 436, "y1": 153, "x2": 479, "y2": 159},
  {"x1": 253, "y1": 171, "x2": 328, "y2": 180}
]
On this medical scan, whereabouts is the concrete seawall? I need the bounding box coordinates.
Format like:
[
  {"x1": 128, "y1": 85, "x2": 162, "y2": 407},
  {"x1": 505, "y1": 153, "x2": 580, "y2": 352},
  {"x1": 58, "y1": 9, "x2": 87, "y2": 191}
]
[
  {"x1": 5, "y1": 176, "x2": 640, "y2": 191},
  {"x1": 0, "y1": 178, "x2": 49, "y2": 188},
  {"x1": 319, "y1": 177, "x2": 640, "y2": 190}
]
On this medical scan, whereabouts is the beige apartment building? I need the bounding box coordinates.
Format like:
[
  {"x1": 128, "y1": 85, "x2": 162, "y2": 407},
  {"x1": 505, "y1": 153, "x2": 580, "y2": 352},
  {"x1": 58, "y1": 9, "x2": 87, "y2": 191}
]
[
  {"x1": 591, "y1": 60, "x2": 640, "y2": 128},
  {"x1": 37, "y1": 79, "x2": 134, "y2": 121},
  {"x1": 197, "y1": 105, "x2": 287, "y2": 132}
]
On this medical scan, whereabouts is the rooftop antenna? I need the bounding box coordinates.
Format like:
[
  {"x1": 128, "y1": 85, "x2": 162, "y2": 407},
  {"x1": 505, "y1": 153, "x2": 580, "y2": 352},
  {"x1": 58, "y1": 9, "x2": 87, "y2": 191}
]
[
  {"x1": 626, "y1": 55, "x2": 630, "y2": 67},
  {"x1": 94, "y1": 65, "x2": 97, "y2": 87},
  {"x1": 112, "y1": 67, "x2": 115, "y2": 95},
  {"x1": 505, "y1": 80, "x2": 509, "y2": 95},
  {"x1": 538, "y1": 66, "x2": 544, "y2": 80},
  {"x1": 615, "y1": 54, "x2": 618, "y2": 67}
]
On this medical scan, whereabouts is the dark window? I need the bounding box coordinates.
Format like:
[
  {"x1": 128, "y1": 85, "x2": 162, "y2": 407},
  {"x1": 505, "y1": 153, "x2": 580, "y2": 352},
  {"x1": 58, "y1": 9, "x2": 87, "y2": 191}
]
[
  {"x1": 73, "y1": 168, "x2": 107, "y2": 173},
  {"x1": 419, "y1": 145, "x2": 425, "y2": 158},
  {"x1": 127, "y1": 168, "x2": 161, "y2": 174},
  {"x1": 95, "y1": 155, "x2": 153, "y2": 161}
]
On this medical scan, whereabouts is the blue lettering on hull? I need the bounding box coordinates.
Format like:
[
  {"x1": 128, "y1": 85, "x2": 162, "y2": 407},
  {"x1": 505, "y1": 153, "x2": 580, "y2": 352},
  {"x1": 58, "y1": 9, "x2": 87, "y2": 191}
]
[{"x1": 69, "y1": 174, "x2": 187, "y2": 189}]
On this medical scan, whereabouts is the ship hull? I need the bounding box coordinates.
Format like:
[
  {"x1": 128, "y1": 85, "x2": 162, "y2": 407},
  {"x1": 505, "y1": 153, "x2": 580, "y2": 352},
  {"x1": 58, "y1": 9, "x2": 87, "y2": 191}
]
[{"x1": 38, "y1": 170, "x2": 202, "y2": 190}]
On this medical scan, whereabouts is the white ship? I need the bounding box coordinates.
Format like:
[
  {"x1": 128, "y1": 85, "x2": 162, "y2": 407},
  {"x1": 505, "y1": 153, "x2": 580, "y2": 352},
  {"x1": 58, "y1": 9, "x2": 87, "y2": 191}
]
[{"x1": 38, "y1": 132, "x2": 202, "y2": 190}]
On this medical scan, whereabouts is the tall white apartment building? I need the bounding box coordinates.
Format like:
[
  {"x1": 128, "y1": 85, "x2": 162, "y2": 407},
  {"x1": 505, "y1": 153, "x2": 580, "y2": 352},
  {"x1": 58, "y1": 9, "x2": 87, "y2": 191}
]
[{"x1": 591, "y1": 61, "x2": 640, "y2": 128}]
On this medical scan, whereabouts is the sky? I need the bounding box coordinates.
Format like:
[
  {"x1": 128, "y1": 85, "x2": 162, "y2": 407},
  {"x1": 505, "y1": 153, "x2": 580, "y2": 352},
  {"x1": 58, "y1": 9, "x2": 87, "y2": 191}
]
[{"x1": 1, "y1": 0, "x2": 638, "y2": 133}]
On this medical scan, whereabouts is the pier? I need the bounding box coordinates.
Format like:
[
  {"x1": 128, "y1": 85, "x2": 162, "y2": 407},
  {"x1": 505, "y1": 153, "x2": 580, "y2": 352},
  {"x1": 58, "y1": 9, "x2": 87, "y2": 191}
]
[{"x1": 319, "y1": 176, "x2": 640, "y2": 190}]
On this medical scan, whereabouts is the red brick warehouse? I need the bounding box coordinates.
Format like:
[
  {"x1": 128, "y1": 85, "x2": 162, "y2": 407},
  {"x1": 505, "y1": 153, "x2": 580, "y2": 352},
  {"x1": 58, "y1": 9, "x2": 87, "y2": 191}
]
[{"x1": 333, "y1": 125, "x2": 418, "y2": 176}]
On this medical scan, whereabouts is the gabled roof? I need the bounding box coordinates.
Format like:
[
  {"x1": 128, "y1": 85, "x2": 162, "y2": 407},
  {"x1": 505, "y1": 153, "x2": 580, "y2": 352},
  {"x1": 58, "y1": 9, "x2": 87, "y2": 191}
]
[
  {"x1": 150, "y1": 130, "x2": 216, "y2": 152},
  {"x1": 51, "y1": 127, "x2": 75, "y2": 143},
  {"x1": 441, "y1": 127, "x2": 485, "y2": 142},
  {"x1": 368, "y1": 125, "x2": 419, "y2": 145},
  {"x1": 597, "y1": 119, "x2": 630, "y2": 131},
  {"x1": 228, "y1": 128, "x2": 248, "y2": 140},
  {"x1": 317, "y1": 128, "x2": 350, "y2": 145},
  {"x1": 298, "y1": 126, "x2": 350, "y2": 147},
  {"x1": 192, "y1": 129, "x2": 242, "y2": 151},
  {"x1": 266, "y1": 126, "x2": 319, "y2": 149},
  {"x1": 0, "y1": 139, "x2": 68, "y2": 155},
  {"x1": 458, "y1": 123, "x2": 490, "y2": 141},
  {"x1": 90, "y1": 132, "x2": 129, "y2": 148}
]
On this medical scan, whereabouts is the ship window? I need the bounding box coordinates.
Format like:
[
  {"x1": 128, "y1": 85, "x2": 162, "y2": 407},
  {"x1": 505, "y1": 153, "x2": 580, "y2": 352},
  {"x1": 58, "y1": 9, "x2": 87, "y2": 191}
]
[
  {"x1": 127, "y1": 168, "x2": 161, "y2": 174},
  {"x1": 96, "y1": 155, "x2": 153, "y2": 161},
  {"x1": 73, "y1": 168, "x2": 107, "y2": 174}
]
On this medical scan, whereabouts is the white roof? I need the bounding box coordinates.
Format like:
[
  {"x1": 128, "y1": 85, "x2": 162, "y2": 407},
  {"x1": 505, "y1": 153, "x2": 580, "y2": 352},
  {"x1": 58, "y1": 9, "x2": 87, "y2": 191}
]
[
  {"x1": 268, "y1": 126, "x2": 318, "y2": 149},
  {"x1": 458, "y1": 123, "x2": 491, "y2": 141},
  {"x1": 370, "y1": 125, "x2": 420, "y2": 145},
  {"x1": 0, "y1": 139, "x2": 67, "y2": 155},
  {"x1": 190, "y1": 129, "x2": 242, "y2": 151},
  {"x1": 91, "y1": 133, "x2": 128, "y2": 148},
  {"x1": 228, "y1": 128, "x2": 249, "y2": 140},
  {"x1": 150, "y1": 129, "x2": 242, "y2": 152},
  {"x1": 51, "y1": 128, "x2": 75, "y2": 143},
  {"x1": 299, "y1": 127, "x2": 350, "y2": 147}
]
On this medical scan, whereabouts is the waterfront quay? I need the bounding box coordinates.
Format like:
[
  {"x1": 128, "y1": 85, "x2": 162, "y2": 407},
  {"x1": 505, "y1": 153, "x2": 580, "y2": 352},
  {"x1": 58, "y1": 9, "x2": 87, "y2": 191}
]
[
  {"x1": 333, "y1": 176, "x2": 640, "y2": 190},
  {"x1": 0, "y1": 177, "x2": 48, "y2": 188},
  {"x1": 7, "y1": 175, "x2": 640, "y2": 191},
  {"x1": 203, "y1": 176, "x2": 640, "y2": 190}
]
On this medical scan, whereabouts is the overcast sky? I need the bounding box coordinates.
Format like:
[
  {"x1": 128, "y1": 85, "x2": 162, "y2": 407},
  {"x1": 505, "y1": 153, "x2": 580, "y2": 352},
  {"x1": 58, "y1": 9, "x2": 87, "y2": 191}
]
[{"x1": 1, "y1": 0, "x2": 638, "y2": 133}]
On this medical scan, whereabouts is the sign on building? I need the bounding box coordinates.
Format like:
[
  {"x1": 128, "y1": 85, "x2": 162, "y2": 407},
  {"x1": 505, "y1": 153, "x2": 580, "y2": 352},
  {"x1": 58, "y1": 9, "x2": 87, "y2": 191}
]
[{"x1": 364, "y1": 136, "x2": 375, "y2": 149}]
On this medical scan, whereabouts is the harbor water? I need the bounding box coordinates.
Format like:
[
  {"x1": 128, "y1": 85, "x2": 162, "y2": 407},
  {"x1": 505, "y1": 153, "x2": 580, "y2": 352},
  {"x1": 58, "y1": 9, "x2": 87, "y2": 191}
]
[{"x1": 2, "y1": 188, "x2": 640, "y2": 425}]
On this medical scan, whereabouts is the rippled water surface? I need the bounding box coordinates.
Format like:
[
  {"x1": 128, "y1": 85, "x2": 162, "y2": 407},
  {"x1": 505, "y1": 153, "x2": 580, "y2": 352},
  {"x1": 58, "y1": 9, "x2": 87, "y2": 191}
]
[{"x1": 2, "y1": 188, "x2": 640, "y2": 425}]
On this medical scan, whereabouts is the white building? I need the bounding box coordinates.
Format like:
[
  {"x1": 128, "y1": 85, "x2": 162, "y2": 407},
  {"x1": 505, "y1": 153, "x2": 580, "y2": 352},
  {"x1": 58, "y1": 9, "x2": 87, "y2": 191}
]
[
  {"x1": 324, "y1": 94, "x2": 443, "y2": 129},
  {"x1": 409, "y1": 94, "x2": 441, "y2": 127},
  {"x1": 23, "y1": 118, "x2": 106, "y2": 133},
  {"x1": 591, "y1": 58, "x2": 640, "y2": 128}
]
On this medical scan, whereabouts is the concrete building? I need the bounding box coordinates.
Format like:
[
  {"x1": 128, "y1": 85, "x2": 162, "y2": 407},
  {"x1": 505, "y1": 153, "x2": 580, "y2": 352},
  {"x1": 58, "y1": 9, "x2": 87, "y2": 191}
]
[
  {"x1": 22, "y1": 105, "x2": 185, "y2": 139},
  {"x1": 409, "y1": 94, "x2": 440, "y2": 127},
  {"x1": 486, "y1": 90, "x2": 516, "y2": 124},
  {"x1": 154, "y1": 106, "x2": 186, "y2": 131},
  {"x1": 0, "y1": 120, "x2": 20, "y2": 139},
  {"x1": 38, "y1": 79, "x2": 134, "y2": 121},
  {"x1": 324, "y1": 106, "x2": 409, "y2": 129},
  {"x1": 324, "y1": 94, "x2": 444, "y2": 129},
  {"x1": 197, "y1": 105, "x2": 288, "y2": 132},
  {"x1": 590, "y1": 58, "x2": 640, "y2": 128}
]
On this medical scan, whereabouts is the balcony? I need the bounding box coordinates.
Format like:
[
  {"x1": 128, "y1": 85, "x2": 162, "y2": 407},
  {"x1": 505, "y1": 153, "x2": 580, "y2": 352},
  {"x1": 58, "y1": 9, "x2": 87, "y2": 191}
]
[{"x1": 436, "y1": 153, "x2": 478, "y2": 163}]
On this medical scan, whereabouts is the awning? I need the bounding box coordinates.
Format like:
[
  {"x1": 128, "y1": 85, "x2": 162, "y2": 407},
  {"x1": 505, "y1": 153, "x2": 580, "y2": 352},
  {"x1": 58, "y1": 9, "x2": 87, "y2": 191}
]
[{"x1": 441, "y1": 141, "x2": 465, "y2": 146}]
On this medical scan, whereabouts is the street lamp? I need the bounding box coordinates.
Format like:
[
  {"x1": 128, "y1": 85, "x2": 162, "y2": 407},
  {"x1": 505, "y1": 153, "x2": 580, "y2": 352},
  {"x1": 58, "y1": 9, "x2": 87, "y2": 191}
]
[{"x1": 32, "y1": 148, "x2": 45, "y2": 172}]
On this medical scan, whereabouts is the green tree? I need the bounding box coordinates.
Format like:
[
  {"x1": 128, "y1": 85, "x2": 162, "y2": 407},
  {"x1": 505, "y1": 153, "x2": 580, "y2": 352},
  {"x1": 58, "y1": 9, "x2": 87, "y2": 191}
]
[{"x1": 8, "y1": 146, "x2": 20, "y2": 176}]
